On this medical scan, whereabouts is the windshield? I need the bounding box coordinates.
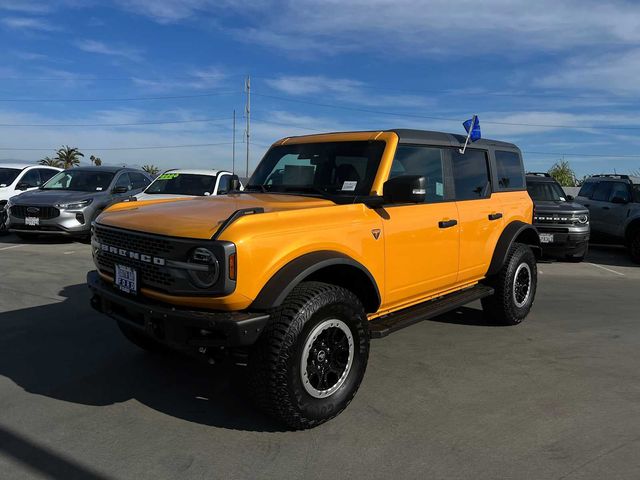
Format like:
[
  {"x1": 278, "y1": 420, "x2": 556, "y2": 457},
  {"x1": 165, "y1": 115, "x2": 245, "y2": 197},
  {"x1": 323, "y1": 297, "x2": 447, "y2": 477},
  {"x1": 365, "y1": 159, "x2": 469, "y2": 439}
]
[
  {"x1": 42, "y1": 170, "x2": 114, "y2": 192},
  {"x1": 527, "y1": 180, "x2": 567, "y2": 202},
  {"x1": 145, "y1": 173, "x2": 217, "y2": 196},
  {"x1": 0, "y1": 168, "x2": 21, "y2": 187},
  {"x1": 247, "y1": 141, "x2": 386, "y2": 197}
]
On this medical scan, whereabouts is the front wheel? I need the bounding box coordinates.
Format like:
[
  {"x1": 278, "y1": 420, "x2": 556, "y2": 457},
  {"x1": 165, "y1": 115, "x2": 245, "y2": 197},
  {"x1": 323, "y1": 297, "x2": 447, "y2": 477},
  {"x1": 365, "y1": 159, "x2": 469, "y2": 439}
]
[
  {"x1": 482, "y1": 243, "x2": 537, "y2": 325},
  {"x1": 248, "y1": 281, "x2": 370, "y2": 430}
]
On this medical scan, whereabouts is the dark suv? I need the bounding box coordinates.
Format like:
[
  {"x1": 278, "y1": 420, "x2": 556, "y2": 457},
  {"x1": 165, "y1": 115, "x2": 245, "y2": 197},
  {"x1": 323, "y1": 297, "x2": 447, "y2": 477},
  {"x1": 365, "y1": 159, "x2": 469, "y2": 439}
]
[
  {"x1": 575, "y1": 174, "x2": 640, "y2": 263},
  {"x1": 526, "y1": 173, "x2": 590, "y2": 261}
]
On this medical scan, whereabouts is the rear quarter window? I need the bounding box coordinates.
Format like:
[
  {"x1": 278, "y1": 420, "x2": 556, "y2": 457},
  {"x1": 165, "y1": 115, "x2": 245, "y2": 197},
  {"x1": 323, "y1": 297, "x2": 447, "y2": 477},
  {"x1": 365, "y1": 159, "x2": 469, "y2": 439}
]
[{"x1": 494, "y1": 150, "x2": 524, "y2": 190}]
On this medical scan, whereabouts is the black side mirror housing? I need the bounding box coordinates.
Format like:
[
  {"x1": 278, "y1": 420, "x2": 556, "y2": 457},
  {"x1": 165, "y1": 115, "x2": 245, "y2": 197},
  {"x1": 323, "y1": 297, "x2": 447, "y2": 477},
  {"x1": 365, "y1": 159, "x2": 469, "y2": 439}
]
[
  {"x1": 566, "y1": 194, "x2": 574, "y2": 201},
  {"x1": 229, "y1": 174, "x2": 241, "y2": 192},
  {"x1": 611, "y1": 195, "x2": 628, "y2": 204},
  {"x1": 16, "y1": 182, "x2": 29, "y2": 191},
  {"x1": 383, "y1": 175, "x2": 427, "y2": 204},
  {"x1": 112, "y1": 186, "x2": 129, "y2": 194}
]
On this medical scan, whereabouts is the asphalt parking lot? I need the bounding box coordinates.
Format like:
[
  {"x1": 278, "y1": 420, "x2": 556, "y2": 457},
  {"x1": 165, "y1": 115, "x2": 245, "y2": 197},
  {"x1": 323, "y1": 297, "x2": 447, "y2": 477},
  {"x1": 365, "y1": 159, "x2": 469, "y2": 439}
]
[{"x1": 1, "y1": 235, "x2": 639, "y2": 480}]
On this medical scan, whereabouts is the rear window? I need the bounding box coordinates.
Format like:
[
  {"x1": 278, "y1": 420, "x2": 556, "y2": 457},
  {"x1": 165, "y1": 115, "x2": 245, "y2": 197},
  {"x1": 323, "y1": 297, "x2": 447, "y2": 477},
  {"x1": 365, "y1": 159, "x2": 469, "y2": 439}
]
[
  {"x1": 451, "y1": 149, "x2": 491, "y2": 200},
  {"x1": 495, "y1": 151, "x2": 524, "y2": 189},
  {"x1": 578, "y1": 181, "x2": 596, "y2": 199}
]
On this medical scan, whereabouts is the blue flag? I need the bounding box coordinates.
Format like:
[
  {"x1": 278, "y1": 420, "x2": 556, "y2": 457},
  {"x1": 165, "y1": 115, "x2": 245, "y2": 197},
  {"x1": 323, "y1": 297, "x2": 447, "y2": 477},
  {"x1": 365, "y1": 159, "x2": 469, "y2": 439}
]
[{"x1": 463, "y1": 116, "x2": 481, "y2": 142}]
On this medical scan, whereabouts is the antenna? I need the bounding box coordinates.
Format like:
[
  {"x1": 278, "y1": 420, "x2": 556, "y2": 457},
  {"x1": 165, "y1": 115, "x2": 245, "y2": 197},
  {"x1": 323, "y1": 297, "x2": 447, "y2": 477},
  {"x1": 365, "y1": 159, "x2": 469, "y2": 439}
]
[
  {"x1": 245, "y1": 75, "x2": 251, "y2": 178},
  {"x1": 232, "y1": 109, "x2": 236, "y2": 174}
]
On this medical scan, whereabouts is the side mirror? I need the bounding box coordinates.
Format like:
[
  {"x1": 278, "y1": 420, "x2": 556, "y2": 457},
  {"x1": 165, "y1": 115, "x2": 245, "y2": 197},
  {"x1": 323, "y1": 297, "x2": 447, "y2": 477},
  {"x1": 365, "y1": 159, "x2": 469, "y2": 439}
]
[
  {"x1": 566, "y1": 194, "x2": 574, "y2": 201},
  {"x1": 229, "y1": 174, "x2": 241, "y2": 193},
  {"x1": 112, "y1": 186, "x2": 129, "y2": 194},
  {"x1": 16, "y1": 182, "x2": 29, "y2": 191},
  {"x1": 611, "y1": 195, "x2": 628, "y2": 204},
  {"x1": 383, "y1": 175, "x2": 426, "y2": 204}
]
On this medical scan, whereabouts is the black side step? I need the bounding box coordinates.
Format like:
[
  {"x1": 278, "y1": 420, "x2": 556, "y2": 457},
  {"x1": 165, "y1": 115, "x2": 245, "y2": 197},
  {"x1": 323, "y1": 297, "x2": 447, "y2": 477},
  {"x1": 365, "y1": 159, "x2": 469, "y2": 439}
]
[{"x1": 369, "y1": 284, "x2": 494, "y2": 338}]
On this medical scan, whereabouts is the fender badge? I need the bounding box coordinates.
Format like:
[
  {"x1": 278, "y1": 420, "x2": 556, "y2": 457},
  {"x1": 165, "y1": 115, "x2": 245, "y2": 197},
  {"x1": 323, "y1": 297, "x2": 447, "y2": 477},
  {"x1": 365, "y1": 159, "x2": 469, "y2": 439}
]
[{"x1": 371, "y1": 229, "x2": 381, "y2": 240}]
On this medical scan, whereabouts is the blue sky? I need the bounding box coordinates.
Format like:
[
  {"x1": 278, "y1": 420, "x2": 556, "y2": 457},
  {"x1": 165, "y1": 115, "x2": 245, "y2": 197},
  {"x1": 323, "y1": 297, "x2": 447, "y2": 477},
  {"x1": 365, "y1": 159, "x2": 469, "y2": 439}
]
[{"x1": 1, "y1": 0, "x2": 640, "y2": 177}]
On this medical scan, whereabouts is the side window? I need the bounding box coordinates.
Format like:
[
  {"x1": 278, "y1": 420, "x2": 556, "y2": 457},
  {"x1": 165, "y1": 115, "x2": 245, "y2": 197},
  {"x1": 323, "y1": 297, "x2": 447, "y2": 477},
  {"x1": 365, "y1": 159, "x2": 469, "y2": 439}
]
[
  {"x1": 216, "y1": 174, "x2": 230, "y2": 194},
  {"x1": 608, "y1": 182, "x2": 630, "y2": 203},
  {"x1": 129, "y1": 172, "x2": 150, "y2": 189},
  {"x1": 389, "y1": 145, "x2": 445, "y2": 203},
  {"x1": 591, "y1": 182, "x2": 612, "y2": 202},
  {"x1": 114, "y1": 173, "x2": 131, "y2": 191},
  {"x1": 18, "y1": 169, "x2": 41, "y2": 188},
  {"x1": 578, "y1": 181, "x2": 596, "y2": 199},
  {"x1": 38, "y1": 169, "x2": 58, "y2": 184},
  {"x1": 495, "y1": 150, "x2": 524, "y2": 189},
  {"x1": 451, "y1": 149, "x2": 491, "y2": 200}
]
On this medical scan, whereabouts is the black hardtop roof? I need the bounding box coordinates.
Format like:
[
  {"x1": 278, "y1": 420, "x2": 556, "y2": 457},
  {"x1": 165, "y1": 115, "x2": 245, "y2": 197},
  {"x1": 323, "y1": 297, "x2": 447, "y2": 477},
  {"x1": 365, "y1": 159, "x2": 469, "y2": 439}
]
[
  {"x1": 584, "y1": 174, "x2": 640, "y2": 184},
  {"x1": 389, "y1": 129, "x2": 520, "y2": 151},
  {"x1": 526, "y1": 173, "x2": 557, "y2": 182}
]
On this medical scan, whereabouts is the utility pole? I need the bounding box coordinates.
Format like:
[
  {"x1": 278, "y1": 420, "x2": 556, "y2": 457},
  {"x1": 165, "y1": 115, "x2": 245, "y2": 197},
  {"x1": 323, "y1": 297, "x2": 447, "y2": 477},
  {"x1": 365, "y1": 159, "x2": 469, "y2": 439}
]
[
  {"x1": 232, "y1": 109, "x2": 236, "y2": 174},
  {"x1": 245, "y1": 75, "x2": 251, "y2": 178}
]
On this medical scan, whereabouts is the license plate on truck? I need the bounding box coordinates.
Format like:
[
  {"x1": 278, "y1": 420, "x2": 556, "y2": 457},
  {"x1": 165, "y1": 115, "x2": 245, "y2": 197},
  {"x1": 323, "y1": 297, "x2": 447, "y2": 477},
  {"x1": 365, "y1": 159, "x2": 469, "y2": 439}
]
[
  {"x1": 539, "y1": 233, "x2": 554, "y2": 244},
  {"x1": 115, "y1": 264, "x2": 137, "y2": 294},
  {"x1": 25, "y1": 216, "x2": 39, "y2": 226}
]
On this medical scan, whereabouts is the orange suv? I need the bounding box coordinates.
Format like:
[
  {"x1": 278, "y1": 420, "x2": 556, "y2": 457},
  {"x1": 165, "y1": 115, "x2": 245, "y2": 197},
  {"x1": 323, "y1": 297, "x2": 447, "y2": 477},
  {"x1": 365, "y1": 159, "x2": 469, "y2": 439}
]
[{"x1": 88, "y1": 129, "x2": 540, "y2": 429}]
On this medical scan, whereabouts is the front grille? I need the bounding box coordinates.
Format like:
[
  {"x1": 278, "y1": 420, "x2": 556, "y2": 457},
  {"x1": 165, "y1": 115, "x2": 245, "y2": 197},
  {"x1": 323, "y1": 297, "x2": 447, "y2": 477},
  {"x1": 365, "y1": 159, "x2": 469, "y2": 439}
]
[
  {"x1": 94, "y1": 225, "x2": 176, "y2": 290},
  {"x1": 11, "y1": 205, "x2": 60, "y2": 220}
]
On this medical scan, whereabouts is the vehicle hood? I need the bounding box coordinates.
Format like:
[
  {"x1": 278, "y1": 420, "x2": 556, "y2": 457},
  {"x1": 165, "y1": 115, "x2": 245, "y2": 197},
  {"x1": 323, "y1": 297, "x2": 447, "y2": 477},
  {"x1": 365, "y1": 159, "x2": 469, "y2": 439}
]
[
  {"x1": 533, "y1": 200, "x2": 588, "y2": 215},
  {"x1": 10, "y1": 189, "x2": 102, "y2": 205},
  {"x1": 97, "y1": 193, "x2": 335, "y2": 239}
]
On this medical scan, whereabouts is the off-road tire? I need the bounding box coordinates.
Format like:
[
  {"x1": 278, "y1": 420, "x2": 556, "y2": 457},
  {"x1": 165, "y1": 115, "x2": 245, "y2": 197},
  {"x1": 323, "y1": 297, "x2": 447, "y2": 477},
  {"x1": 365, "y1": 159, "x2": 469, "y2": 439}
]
[
  {"x1": 482, "y1": 243, "x2": 537, "y2": 325},
  {"x1": 248, "y1": 281, "x2": 370, "y2": 430},
  {"x1": 116, "y1": 320, "x2": 167, "y2": 353},
  {"x1": 629, "y1": 229, "x2": 640, "y2": 264}
]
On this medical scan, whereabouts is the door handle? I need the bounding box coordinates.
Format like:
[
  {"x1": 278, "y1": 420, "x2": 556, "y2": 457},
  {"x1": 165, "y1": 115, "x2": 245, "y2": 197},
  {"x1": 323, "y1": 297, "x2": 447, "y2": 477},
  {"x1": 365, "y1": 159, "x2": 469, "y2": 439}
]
[
  {"x1": 439, "y1": 219, "x2": 458, "y2": 229},
  {"x1": 488, "y1": 212, "x2": 503, "y2": 221}
]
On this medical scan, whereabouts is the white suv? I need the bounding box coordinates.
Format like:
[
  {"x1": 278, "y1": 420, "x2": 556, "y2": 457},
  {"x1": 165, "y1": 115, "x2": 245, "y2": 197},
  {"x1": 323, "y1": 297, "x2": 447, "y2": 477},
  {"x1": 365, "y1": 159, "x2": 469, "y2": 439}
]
[
  {"x1": 0, "y1": 163, "x2": 62, "y2": 232},
  {"x1": 135, "y1": 169, "x2": 241, "y2": 201}
]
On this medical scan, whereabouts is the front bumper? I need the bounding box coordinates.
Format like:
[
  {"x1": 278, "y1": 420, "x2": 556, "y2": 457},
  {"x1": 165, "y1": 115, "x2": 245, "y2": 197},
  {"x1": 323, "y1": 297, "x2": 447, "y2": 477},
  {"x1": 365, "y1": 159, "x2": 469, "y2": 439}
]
[
  {"x1": 536, "y1": 226, "x2": 590, "y2": 256},
  {"x1": 87, "y1": 270, "x2": 269, "y2": 350},
  {"x1": 8, "y1": 206, "x2": 92, "y2": 236}
]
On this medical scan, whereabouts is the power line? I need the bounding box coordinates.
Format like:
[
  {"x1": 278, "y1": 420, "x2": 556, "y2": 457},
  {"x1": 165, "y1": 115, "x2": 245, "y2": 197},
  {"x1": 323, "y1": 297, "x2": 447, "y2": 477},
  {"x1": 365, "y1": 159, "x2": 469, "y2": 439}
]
[
  {"x1": 0, "y1": 90, "x2": 238, "y2": 103},
  {"x1": 251, "y1": 92, "x2": 640, "y2": 132},
  {"x1": 523, "y1": 151, "x2": 640, "y2": 159},
  {"x1": 0, "y1": 116, "x2": 233, "y2": 127},
  {"x1": 0, "y1": 142, "x2": 234, "y2": 152}
]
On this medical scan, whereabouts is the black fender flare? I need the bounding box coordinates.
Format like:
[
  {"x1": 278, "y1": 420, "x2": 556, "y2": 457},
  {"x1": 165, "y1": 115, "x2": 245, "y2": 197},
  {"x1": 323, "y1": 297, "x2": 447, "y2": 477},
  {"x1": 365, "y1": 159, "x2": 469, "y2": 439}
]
[
  {"x1": 251, "y1": 250, "x2": 381, "y2": 312},
  {"x1": 487, "y1": 221, "x2": 541, "y2": 276}
]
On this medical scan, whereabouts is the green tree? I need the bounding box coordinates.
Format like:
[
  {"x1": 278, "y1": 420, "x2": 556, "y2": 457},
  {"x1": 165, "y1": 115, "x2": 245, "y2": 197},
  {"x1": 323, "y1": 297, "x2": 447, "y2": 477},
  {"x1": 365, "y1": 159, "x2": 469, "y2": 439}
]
[
  {"x1": 39, "y1": 156, "x2": 63, "y2": 168},
  {"x1": 548, "y1": 160, "x2": 577, "y2": 187},
  {"x1": 54, "y1": 145, "x2": 84, "y2": 169},
  {"x1": 89, "y1": 155, "x2": 102, "y2": 166},
  {"x1": 142, "y1": 164, "x2": 160, "y2": 175}
]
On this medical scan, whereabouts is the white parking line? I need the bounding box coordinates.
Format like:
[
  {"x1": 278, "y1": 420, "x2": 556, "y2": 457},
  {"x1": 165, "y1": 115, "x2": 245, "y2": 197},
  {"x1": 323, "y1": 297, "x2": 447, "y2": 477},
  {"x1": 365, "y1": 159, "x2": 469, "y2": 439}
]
[
  {"x1": 587, "y1": 263, "x2": 625, "y2": 277},
  {"x1": 0, "y1": 244, "x2": 25, "y2": 251},
  {"x1": 63, "y1": 251, "x2": 75, "y2": 255}
]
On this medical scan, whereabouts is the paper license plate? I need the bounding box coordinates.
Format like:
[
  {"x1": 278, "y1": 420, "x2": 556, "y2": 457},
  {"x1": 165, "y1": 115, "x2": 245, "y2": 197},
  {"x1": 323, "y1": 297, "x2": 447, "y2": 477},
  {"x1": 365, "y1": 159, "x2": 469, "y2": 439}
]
[
  {"x1": 539, "y1": 233, "x2": 554, "y2": 244},
  {"x1": 115, "y1": 264, "x2": 137, "y2": 294},
  {"x1": 25, "y1": 216, "x2": 39, "y2": 226}
]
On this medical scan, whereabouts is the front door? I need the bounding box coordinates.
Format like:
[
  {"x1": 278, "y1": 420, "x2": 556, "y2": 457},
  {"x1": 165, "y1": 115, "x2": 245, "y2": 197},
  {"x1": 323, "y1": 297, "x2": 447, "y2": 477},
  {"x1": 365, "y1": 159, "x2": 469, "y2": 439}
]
[{"x1": 382, "y1": 145, "x2": 459, "y2": 309}]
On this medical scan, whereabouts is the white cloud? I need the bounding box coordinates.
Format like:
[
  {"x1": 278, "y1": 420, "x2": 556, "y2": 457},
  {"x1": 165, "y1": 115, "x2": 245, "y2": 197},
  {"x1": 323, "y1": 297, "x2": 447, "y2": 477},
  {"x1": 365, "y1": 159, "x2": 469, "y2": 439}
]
[
  {"x1": 0, "y1": 16, "x2": 58, "y2": 31},
  {"x1": 0, "y1": 1, "x2": 52, "y2": 14},
  {"x1": 75, "y1": 39, "x2": 143, "y2": 62},
  {"x1": 132, "y1": 65, "x2": 229, "y2": 92}
]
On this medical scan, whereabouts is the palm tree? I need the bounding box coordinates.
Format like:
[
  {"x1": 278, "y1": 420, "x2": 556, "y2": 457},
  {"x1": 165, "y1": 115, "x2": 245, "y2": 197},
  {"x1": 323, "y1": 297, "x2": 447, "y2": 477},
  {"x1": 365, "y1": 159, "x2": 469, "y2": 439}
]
[
  {"x1": 89, "y1": 155, "x2": 102, "y2": 166},
  {"x1": 142, "y1": 164, "x2": 160, "y2": 175},
  {"x1": 39, "y1": 156, "x2": 63, "y2": 168},
  {"x1": 55, "y1": 145, "x2": 84, "y2": 169}
]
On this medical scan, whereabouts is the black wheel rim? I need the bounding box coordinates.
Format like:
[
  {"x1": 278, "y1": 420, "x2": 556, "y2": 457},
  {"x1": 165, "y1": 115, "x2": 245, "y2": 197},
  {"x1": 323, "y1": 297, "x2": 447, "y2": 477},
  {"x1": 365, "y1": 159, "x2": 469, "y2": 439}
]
[{"x1": 513, "y1": 263, "x2": 532, "y2": 308}]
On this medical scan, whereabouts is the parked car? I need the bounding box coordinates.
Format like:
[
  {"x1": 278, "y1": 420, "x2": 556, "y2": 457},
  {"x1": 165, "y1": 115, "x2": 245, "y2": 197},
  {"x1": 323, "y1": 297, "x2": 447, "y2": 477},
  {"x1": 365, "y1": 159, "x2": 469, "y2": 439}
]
[
  {"x1": 0, "y1": 163, "x2": 61, "y2": 233},
  {"x1": 575, "y1": 174, "x2": 640, "y2": 263},
  {"x1": 136, "y1": 169, "x2": 241, "y2": 201},
  {"x1": 88, "y1": 129, "x2": 540, "y2": 429},
  {"x1": 526, "y1": 173, "x2": 590, "y2": 261},
  {"x1": 7, "y1": 166, "x2": 152, "y2": 240}
]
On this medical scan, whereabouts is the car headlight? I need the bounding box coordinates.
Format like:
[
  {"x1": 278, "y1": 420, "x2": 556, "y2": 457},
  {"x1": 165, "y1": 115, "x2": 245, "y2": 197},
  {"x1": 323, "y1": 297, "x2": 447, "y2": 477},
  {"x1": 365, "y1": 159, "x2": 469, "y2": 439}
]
[
  {"x1": 574, "y1": 214, "x2": 589, "y2": 225},
  {"x1": 57, "y1": 199, "x2": 93, "y2": 210},
  {"x1": 187, "y1": 247, "x2": 220, "y2": 288}
]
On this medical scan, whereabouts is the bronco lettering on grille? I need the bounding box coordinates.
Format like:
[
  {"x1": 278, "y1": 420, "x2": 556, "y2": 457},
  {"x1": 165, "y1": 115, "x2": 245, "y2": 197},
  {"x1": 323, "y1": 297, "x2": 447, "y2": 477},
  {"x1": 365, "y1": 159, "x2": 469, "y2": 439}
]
[{"x1": 100, "y1": 243, "x2": 166, "y2": 266}]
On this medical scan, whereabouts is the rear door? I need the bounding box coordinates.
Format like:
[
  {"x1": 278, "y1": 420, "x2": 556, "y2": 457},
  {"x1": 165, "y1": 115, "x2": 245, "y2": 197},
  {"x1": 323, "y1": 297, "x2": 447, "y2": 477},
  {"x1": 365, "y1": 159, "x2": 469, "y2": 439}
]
[
  {"x1": 602, "y1": 181, "x2": 633, "y2": 238},
  {"x1": 587, "y1": 181, "x2": 613, "y2": 234}
]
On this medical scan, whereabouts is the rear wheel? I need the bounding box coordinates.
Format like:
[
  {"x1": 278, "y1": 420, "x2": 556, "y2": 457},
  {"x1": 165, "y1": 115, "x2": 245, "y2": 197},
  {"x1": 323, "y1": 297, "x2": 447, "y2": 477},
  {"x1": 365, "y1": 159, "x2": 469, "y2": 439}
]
[
  {"x1": 248, "y1": 281, "x2": 369, "y2": 430},
  {"x1": 116, "y1": 320, "x2": 166, "y2": 353},
  {"x1": 629, "y1": 229, "x2": 640, "y2": 264},
  {"x1": 482, "y1": 243, "x2": 537, "y2": 325}
]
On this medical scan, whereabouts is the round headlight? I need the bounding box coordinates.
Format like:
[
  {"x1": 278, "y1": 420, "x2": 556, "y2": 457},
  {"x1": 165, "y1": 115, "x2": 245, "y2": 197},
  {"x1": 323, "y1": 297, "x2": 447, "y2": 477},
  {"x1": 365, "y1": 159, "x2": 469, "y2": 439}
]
[
  {"x1": 576, "y1": 214, "x2": 589, "y2": 224},
  {"x1": 188, "y1": 247, "x2": 219, "y2": 288}
]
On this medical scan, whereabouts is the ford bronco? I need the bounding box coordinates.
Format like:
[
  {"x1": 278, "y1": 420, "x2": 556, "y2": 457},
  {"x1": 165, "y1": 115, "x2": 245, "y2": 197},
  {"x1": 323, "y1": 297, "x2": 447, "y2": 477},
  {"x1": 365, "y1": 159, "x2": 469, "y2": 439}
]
[{"x1": 88, "y1": 130, "x2": 540, "y2": 429}]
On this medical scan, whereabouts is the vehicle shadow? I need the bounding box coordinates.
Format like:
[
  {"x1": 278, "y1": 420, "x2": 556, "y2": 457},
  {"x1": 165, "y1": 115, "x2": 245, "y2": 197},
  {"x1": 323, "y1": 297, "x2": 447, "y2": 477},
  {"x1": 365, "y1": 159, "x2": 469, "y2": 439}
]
[
  {"x1": 429, "y1": 305, "x2": 508, "y2": 327},
  {"x1": 0, "y1": 284, "x2": 284, "y2": 433},
  {"x1": 587, "y1": 245, "x2": 636, "y2": 268},
  {"x1": 0, "y1": 232, "x2": 75, "y2": 245}
]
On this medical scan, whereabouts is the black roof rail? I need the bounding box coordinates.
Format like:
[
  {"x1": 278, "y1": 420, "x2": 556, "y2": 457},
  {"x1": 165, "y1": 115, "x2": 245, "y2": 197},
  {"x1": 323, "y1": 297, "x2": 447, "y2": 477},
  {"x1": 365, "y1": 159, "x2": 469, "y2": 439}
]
[
  {"x1": 526, "y1": 172, "x2": 551, "y2": 177},
  {"x1": 592, "y1": 174, "x2": 630, "y2": 179}
]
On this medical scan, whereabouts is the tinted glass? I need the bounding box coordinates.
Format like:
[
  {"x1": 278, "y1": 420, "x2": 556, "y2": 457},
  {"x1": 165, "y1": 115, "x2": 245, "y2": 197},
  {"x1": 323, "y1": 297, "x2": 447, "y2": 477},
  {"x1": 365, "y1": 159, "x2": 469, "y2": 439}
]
[
  {"x1": 248, "y1": 141, "x2": 386, "y2": 197},
  {"x1": 591, "y1": 182, "x2": 613, "y2": 201},
  {"x1": 115, "y1": 173, "x2": 131, "y2": 190},
  {"x1": 578, "y1": 181, "x2": 596, "y2": 198},
  {"x1": 0, "y1": 168, "x2": 21, "y2": 186},
  {"x1": 146, "y1": 173, "x2": 217, "y2": 196},
  {"x1": 19, "y1": 169, "x2": 40, "y2": 188},
  {"x1": 129, "y1": 172, "x2": 150, "y2": 189},
  {"x1": 390, "y1": 145, "x2": 445, "y2": 203},
  {"x1": 527, "y1": 180, "x2": 566, "y2": 201},
  {"x1": 608, "y1": 182, "x2": 630, "y2": 202},
  {"x1": 452, "y1": 150, "x2": 491, "y2": 200},
  {"x1": 42, "y1": 170, "x2": 115, "y2": 192},
  {"x1": 216, "y1": 174, "x2": 230, "y2": 194},
  {"x1": 38, "y1": 169, "x2": 58, "y2": 183},
  {"x1": 495, "y1": 151, "x2": 524, "y2": 189}
]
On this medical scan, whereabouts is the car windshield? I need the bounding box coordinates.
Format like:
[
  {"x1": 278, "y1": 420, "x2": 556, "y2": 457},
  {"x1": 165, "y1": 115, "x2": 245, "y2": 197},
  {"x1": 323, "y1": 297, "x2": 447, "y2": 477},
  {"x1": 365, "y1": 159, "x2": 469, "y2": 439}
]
[
  {"x1": 145, "y1": 173, "x2": 217, "y2": 196},
  {"x1": 42, "y1": 170, "x2": 114, "y2": 192},
  {"x1": 246, "y1": 141, "x2": 386, "y2": 198},
  {"x1": 527, "y1": 180, "x2": 567, "y2": 202},
  {"x1": 0, "y1": 168, "x2": 21, "y2": 187}
]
